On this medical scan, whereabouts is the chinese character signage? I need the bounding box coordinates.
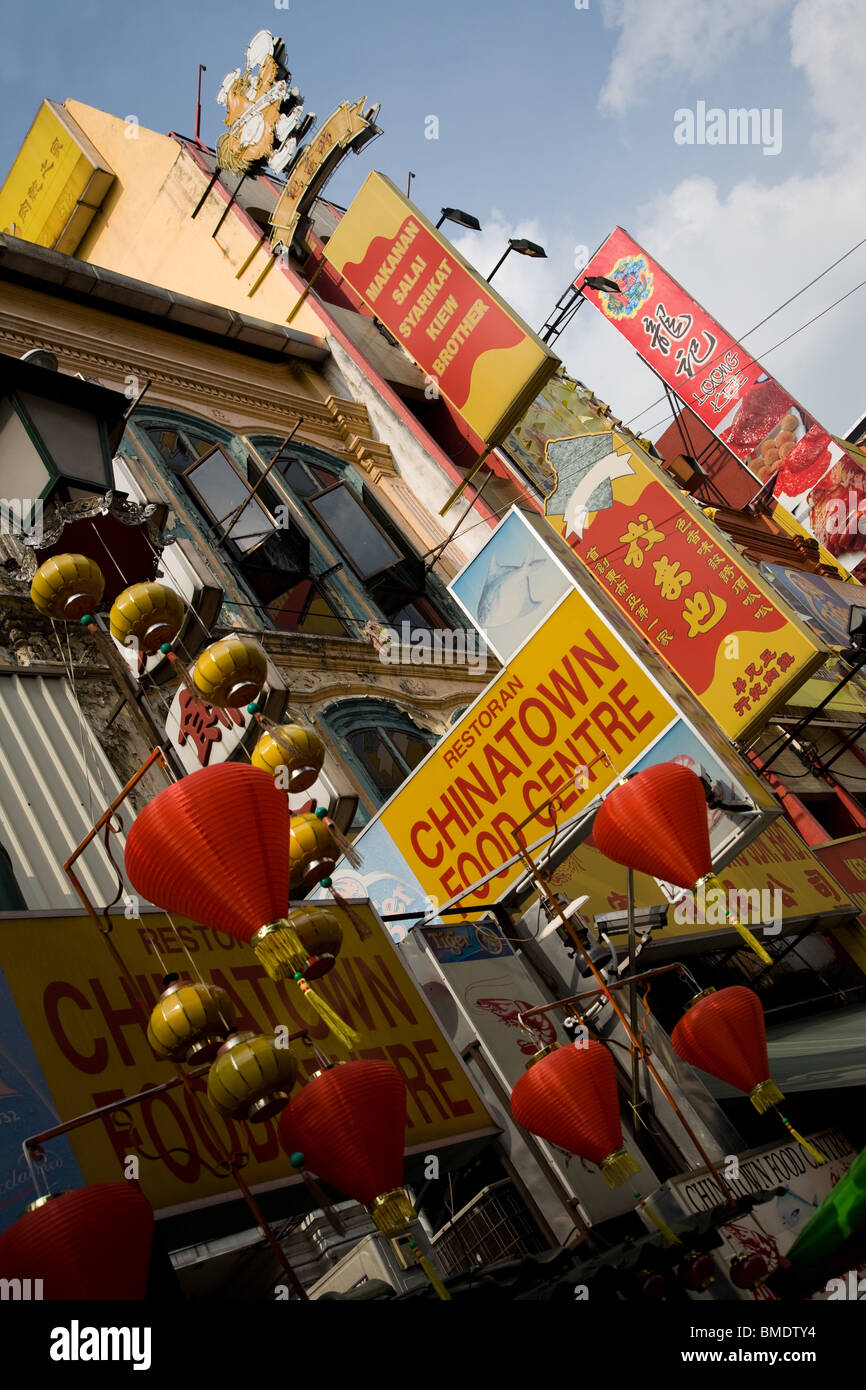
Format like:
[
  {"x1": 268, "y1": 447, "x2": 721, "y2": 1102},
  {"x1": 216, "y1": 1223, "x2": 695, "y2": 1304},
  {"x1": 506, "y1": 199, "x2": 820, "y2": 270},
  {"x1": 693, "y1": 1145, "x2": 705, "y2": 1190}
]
[
  {"x1": 270, "y1": 98, "x2": 382, "y2": 251},
  {"x1": 0, "y1": 100, "x2": 114, "y2": 254},
  {"x1": 543, "y1": 816, "x2": 854, "y2": 953},
  {"x1": 321, "y1": 172, "x2": 559, "y2": 446},
  {"x1": 541, "y1": 431, "x2": 828, "y2": 741},
  {"x1": 379, "y1": 586, "x2": 679, "y2": 906},
  {"x1": 580, "y1": 227, "x2": 866, "y2": 573},
  {"x1": 0, "y1": 903, "x2": 493, "y2": 1225}
]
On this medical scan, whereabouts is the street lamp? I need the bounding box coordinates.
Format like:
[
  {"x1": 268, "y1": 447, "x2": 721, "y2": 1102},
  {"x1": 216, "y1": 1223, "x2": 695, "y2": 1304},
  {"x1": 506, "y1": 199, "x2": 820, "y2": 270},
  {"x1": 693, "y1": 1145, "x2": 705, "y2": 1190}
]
[
  {"x1": 0, "y1": 349, "x2": 127, "y2": 536},
  {"x1": 487, "y1": 236, "x2": 547, "y2": 283},
  {"x1": 436, "y1": 207, "x2": 482, "y2": 232},
  {"x1": 580, "y1": 275, "x2": 623, "y2": 295}
]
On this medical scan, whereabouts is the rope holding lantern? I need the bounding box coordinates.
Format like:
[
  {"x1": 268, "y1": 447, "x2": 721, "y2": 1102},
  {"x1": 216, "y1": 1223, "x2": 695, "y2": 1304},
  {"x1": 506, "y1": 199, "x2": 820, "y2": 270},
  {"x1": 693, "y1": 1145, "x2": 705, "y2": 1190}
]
[
  {"x1": 593, "y1": 763, "x2": 772, "y2": 964},
  {"x1": 510, "y1": 1041, "x2": 640, "y2": 1188},
  {"x1": 124, "y1": 762, "x2": 361, "y2": 1053},
  {"x1": 30, "y1": 553, "x2": 104, "y2": 621},
  {"x1": 109, "y1": 580, "x2": 185, "y2": 655},
  {"x1": 672, "y1": 986, "x2": 825, "y2": 1163}
]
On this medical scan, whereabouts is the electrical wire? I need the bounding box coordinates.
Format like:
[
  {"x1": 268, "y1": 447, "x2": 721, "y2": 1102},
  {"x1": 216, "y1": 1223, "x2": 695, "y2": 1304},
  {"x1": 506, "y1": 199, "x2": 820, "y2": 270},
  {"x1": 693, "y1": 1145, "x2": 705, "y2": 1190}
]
[{"x1": 618, "y1": 234, "x2": 866, "y2": 432}]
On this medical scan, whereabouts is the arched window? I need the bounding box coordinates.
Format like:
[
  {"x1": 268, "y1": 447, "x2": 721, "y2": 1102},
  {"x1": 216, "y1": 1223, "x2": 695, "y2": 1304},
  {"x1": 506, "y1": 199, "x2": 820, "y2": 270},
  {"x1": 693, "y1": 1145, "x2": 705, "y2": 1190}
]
[
  {"x1": 133, "y1": 413, "x2": 451, "y2": 634},
  {"x1": 249, "y1": 437, "x2": 443, "y2": 627},
  {"x1": 322, "y1": 699, "x2": 437, "y2": 811}
]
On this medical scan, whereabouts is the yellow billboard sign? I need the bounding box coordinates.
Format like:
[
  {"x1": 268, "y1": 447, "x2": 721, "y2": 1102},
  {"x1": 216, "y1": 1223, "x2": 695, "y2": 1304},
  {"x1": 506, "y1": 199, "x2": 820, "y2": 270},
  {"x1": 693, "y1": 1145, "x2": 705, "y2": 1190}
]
[
  {"x1": 543, "y1": 817, "x2": 854, "y2": 949},
  {"x1": 544, "y1": 429, "x2": 829, "y2": 742},
  {"x1": 380, "y1": 587, "x2": 679, "y2": 905},
  {"x1": 0, "y1": 101, "x2": 114, "y2": 254},
  {"x1": 322, "y1": 171, "x2": 559, "y2": 445},
  {"x1": 0, "y1": 902, "x2": 492, "y2": 1216}
]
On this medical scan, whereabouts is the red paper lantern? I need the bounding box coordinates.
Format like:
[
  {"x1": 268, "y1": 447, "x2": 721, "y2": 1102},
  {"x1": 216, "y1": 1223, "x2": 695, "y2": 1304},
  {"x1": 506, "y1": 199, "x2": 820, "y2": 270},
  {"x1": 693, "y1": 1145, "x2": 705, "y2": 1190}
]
[
  {"x1": 671, "y1": 986, "x2": 783, "y2": 1112},
  {"x1": 279, "y1": 1061, "x2": 415, "y2": 1233},
  {"x1": 125, "y1": 762, "x2": 289, "y2": 942},
  {"x1": 0, "y1": 1184, "x2": 153, "y2": 1300},
  {"x1": 730, "y1": 1252, "x2": 768, "y2": 1289},
  {"x1": 593, "y1": 762, "x2": 711, "y2": 888},
  {"x1": 510, "y1": 1042, "x2": 639, "y2": 1187},
  {"x1": 125, "y1": 763, "x2": 359, "y2": 1049}
]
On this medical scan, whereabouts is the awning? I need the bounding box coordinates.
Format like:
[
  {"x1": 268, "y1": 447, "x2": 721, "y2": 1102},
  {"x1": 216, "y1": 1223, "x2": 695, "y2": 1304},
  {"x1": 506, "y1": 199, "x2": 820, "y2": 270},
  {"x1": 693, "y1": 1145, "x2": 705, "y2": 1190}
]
[{"x1": 705, "y1": 1005, "x2": 866, "y2": 1096}]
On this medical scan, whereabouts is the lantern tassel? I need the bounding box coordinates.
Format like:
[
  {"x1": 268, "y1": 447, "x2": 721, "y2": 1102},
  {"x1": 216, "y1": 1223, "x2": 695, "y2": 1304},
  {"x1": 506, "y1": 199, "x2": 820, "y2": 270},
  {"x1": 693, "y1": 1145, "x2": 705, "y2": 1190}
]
[
  {"x1": 164, "y1": 648, "x2": 197, "y2": 696},
  {"x1": 600, "y1": 1147, "x2": 640, "y2": 1188},
  {"x1": 774, "y1": 1110, "x2": 826, "y2": 1164},
  {"x1": 635, "y1": 1194, "x2": 682, "y2": 1245},
  {"x1": 255, "y1": 715, "x2": 307, "y2": 764},
  {"x1": 252, "y1": 921, "x2": 308, "y2": 981},
  {"x1": 730, "y1": 921, "x2": 773, "y2": 965},
  {"x1": 319, "y1": 815, "x2": 362, "y2": 869},
  {"x1": 749, "y1": 1077, "x2": 785, "y2": 1114},
  {"x1": 705, "y1": 875, "x2": 773, "y2": 964},
  {"x1": 411, "y1": 1243, "x2": 452, "y2": 1301},
  {"x1": 329, "y1": 889, "x2": 373, "y2": 941},
  {"x1": 295, "y1": 979, "x2": 360, "y2": 1052}
]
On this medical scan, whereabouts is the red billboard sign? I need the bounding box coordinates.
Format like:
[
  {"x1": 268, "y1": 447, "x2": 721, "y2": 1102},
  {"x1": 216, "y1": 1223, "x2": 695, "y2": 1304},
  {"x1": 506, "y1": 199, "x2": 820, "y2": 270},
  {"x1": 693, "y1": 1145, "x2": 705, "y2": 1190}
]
[{"x1": 581, "y1": 228, "x2": 866, "y2": 571}]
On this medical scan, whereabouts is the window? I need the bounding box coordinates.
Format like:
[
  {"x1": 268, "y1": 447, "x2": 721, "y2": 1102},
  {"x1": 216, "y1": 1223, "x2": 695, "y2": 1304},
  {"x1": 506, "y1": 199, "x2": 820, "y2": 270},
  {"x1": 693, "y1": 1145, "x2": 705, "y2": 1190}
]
[
  {"x1": 346, "y1": 724, "x2": 433, "y2": 800},
  {"x1": 323, "y1": 698, "x2": 437, "y2": 809},
  {"x1": 185, "y1": 447, "x2": 273, "y2": 552},
  {"x1": 138, "y1": 418, "x2": 452, "y2": 638},
  {"x1": 144, "y1": 426, "x2": 216, "y2": 473},
  {"x1": 308, "y1": 484, "x2": 403, "y2": 580}
]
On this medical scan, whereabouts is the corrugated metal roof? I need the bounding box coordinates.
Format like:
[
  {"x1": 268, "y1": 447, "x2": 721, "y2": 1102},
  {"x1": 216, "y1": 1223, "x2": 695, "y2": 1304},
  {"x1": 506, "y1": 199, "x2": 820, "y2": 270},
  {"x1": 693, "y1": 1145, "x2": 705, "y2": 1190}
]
[{"x1": 0, "y1": 673, "x2": 130, "y2": 911}]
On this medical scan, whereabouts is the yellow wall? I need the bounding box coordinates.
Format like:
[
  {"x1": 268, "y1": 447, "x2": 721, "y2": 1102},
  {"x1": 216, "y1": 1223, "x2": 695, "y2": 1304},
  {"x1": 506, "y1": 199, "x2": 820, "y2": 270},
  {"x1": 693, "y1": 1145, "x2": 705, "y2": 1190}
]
[{"x1": 66, "y1": 100, "x2": 323, "y2": 339}]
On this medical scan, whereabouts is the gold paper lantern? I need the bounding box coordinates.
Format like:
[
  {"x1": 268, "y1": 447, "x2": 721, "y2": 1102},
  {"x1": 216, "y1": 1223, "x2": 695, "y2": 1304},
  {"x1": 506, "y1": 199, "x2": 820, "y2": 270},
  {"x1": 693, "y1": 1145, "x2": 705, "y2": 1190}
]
[
  {"x1": 251, "y1": 724, "x2": 325, "y2": 792},
  {"x1": 206, "y1": 1031, "x2": 298, "y2": 1122},
  {"x1": 192, "y1": 635, "x2": 267, "y2": 708},
  {"x1": 30, "y1": 553, "x2": 104, "y2": 621},
  {"x1": 147, "y1": 977, "x2": 236, "y2": 1064},
  {"x1": 109, "y1": 581, "x2": 185, "y2": 655},
  {"x1": 289, "y1": 812, "x2": 338, "y2": 889},
  {"x1": 252, "y1": 905, "x2": 343, "y2": 982}
]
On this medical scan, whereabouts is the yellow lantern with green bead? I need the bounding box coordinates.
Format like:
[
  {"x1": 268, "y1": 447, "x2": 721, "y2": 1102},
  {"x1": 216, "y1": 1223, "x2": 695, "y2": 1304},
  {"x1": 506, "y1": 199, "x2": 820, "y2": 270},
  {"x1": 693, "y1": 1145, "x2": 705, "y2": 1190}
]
[
  {"x1": 147, "y1": 976, "x2": 236, "y2": 1064},
  {"x1": 252, "y1": 905, "x2": 343, "y2": 983},
  {"x1": 30, "y1": 553, "x2": 104, "y2": 621},
  {"x1": 251, "y1": 723, "x2": 325, "y2": 792},
  {"x1": 206, "y1": 1031, "x2": 299, "y2": 1122},
  {"x1": 109, "y1": 581, "x2": 185, "y2": 655},
  {"x1": 193, "y1": 635, "x2": 267, "y2": 708}
]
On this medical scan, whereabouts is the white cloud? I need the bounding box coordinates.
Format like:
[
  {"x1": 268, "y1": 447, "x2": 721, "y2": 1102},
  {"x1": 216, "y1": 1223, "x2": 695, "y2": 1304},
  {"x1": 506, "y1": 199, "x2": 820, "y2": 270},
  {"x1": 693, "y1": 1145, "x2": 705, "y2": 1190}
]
[
  {"x1": 448, "y1": 210, "x2": 566, "y2": 341},
  {"x1": 572, "y1": 0, "x2": 866, "y2": 439},
  {"x1": 599, "y1": 0, "x2": 791, "y2": 117},
  {"x1": 790, "y1": 0, "x2": 866, "y2": 154}
]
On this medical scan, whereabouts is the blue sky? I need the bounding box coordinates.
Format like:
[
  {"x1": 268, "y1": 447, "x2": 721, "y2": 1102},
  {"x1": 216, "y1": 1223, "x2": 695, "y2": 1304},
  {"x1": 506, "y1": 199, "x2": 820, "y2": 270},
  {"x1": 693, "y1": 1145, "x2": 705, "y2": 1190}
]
[{"x1": 2, "y1": 0, "x2": 864, "y2": 439}]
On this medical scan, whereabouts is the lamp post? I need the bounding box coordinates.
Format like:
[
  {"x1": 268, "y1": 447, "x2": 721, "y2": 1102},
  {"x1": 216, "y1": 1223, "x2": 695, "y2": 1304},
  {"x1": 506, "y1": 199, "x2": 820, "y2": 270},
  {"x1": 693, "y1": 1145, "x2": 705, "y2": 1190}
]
[
  {"x1": 580, "y1": 275, "x2": 623, "y2": 295},
  {"x1": 436, "y1": 207, "x2": 482, "y2": 232},
  {"x1": 0, "y1": 349, "x2": 127, "y2": 540},
  {"x1": 486, "y1": 236, "x2": 547, "y2": 283}
]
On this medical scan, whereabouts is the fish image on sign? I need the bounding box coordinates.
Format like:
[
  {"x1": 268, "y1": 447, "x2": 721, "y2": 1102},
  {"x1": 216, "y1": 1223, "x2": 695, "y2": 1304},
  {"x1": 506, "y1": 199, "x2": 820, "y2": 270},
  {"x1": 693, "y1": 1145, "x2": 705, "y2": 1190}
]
[{"x1": 450, "y1": 510, "x2": 570, "y2": 662}]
